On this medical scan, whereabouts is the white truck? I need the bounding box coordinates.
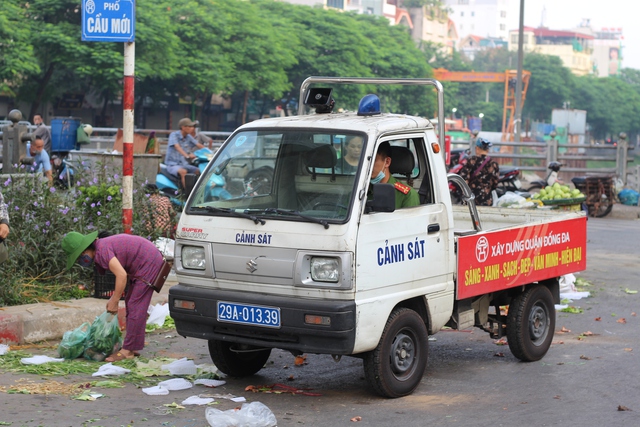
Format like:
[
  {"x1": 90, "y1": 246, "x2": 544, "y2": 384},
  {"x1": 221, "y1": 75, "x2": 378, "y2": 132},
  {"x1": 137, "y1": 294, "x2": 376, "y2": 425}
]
[{"x1": 169, "y1": 77, "x2": 587, "y2": 398}]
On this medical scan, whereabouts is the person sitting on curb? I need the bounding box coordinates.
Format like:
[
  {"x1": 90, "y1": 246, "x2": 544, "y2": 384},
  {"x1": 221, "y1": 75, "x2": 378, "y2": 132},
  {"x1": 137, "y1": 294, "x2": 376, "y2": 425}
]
[
  {"x1": 62, "y1": 231, "x2": 165, "y2": 361},
  {"x1": 164, "y1": 118, "x2": 205, "y2": 189}
]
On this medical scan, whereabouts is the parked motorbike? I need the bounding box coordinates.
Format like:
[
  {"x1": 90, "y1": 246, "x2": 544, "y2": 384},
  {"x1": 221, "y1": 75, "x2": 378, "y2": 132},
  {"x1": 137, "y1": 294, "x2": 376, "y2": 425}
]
[
  {"x1": 495, "y1": 166, "x2": 529, "y2": 198},
  {"x1": 526, "y1": 161, "x2": 563, "y2": 192},
  {"x1": 156, "y1": 147, "x2": 231, "y2": 207},
  {"x1": 448, "y1": 149, "x2": 528, "y2": 202}
]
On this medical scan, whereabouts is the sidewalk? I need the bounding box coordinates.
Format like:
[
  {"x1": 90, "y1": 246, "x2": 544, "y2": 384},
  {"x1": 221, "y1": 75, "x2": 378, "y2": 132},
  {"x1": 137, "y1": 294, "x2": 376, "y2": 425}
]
[{"x1": 0, "y1": 274, "x2": 178, "y2": 345}]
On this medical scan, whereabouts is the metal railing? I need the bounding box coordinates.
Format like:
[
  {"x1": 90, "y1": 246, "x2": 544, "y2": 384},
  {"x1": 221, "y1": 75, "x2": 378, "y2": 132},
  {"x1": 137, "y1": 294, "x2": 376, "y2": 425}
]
[
  {"x1": 455, "y1": 137, "x2": 637, "y2": 188},
  {"x1": 87, "y1": 127, "x2": 232, "y2": 153}
]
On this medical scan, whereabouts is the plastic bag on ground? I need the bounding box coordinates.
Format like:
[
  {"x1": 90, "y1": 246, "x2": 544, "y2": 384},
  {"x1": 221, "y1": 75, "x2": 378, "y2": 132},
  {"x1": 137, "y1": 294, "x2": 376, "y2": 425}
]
[
  {"x1": 142, "y1": 385, "x2": 169, "y2": 396},
  {"x1": 182, "y1": 395, "x2": 215, "y2": 405},
  {"x1": 194, "y1": 379, "x2": 226, "y2": 387},
  {"x1": 157, "y1": 378, "x2": 193, "y2": 391},
  {"x1": 146, "y1": 303, "x2": 170, "y2": 326},
  {"x1": 92, "y1": 362, "x2": 131, "y2": 377},
  {"x1": 58, "y1": 322, "x2": 91, "y2": 359},
  {"x1": 205, "y1": 401, "x2": 277, "y2": 427},
  {"x1": 618, "y1": 188, "x2": 639, "y2": 206},
  {"x1": 83, "y1": 312, "x2": 123, "y2": 362},
  {"x1": 161, "y1": 357, "x2": 197, "y2": 375},
  {"x1": 21, "y1": 355, "x2": 65, "y2": 365},
  {"x1": 0, "y1": 344, "x2": 9, "y2": 355}
]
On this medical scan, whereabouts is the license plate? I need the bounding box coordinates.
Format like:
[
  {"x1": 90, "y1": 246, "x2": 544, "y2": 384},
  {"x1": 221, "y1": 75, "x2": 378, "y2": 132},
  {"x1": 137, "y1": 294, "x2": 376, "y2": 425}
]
[
  {"x1": 513, "y1": 179, "x2": 522, "y2": 189},
  {"x1": 217, "y1": 301, "x2": 281, "y2": 328}
]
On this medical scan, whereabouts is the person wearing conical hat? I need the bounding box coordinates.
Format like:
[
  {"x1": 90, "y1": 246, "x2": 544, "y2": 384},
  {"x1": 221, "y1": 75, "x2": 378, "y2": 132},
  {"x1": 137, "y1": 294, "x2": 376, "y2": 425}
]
[{"x1": 62, "y1": 231, "x2": 164, "y2": 361}]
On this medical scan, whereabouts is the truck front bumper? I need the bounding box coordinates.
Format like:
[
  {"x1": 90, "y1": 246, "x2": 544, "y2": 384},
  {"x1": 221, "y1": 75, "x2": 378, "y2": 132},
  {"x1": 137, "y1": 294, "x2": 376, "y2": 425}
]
[{"x1": 169, "y1": 284, "x2": 357, "y2": 354}]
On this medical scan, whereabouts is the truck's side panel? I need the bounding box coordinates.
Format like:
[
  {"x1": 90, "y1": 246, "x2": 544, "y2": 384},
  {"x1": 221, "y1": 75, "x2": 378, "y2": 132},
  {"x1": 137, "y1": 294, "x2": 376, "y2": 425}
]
[{"x1": 456, "y1": 216, "x2": 587, "y2": 299}]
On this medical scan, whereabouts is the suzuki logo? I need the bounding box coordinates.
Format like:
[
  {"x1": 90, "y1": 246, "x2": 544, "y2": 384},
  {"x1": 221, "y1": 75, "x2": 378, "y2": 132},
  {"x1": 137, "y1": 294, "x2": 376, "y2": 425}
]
[{"x1": 246, "y1": 256, "x2": 265, "y2": 273}]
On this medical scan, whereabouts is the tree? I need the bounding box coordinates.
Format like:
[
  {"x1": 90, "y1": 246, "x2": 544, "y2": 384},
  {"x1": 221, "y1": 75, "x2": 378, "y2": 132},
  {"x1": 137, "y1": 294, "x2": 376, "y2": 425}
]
[
  {"x1": 0, "y1": 1, "x2": 40, "y2": 95},
  {"x1": 522, "y1": 54, "x2": 574, "y2": 122}
]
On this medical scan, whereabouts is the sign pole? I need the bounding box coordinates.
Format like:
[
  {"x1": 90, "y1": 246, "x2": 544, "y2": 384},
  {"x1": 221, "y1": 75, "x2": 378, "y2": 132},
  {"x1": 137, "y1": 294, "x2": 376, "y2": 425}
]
[
  {"x1": 82, "y1": 0, "x2": 136, "y2": 233},
  {"x1": 122, "y1": 41, "x2": 135, "y2": 234}
]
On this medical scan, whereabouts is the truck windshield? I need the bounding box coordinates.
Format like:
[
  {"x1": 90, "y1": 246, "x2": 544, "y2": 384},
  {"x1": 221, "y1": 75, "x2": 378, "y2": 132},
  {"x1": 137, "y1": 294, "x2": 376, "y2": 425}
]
[{"x1": 187, "y1": 130, "x2": 365, "y2": 224}]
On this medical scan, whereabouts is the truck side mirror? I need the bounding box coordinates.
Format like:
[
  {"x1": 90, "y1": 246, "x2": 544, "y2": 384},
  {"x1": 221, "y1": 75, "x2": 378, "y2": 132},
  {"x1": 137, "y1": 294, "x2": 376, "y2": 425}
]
[
  {"x1": 365, "y1": 183, "x2": 396, "y2": 213},
  {"x1": 184, "y1": 173, "x2": 198, "y2": 196}
]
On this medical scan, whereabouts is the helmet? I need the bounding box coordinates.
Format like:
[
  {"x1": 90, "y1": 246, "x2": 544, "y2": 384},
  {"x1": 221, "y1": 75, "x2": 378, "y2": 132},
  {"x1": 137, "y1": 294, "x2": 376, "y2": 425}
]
[
  {"x1": 475, "y1": 137, "x2": 492, "y2": 150},
  {"x1": 82, "y1": 123, "x2": 93, "y2": 136}
]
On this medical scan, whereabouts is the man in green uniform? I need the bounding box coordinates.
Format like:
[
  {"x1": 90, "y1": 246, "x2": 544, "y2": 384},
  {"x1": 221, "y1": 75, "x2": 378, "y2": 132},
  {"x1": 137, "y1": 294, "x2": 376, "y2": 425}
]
[{"x1": 370, "y1": 141, "x2": 420, "y2": 209}]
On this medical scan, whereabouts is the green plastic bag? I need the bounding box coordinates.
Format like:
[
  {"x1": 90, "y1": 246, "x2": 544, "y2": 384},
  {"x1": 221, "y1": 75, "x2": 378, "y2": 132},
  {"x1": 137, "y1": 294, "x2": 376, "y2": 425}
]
[
  {"x1": 57, "y1": 322, "x2": 91, "y2": 359},
  {"x1": 83, "y1": 312, "x2": 122, "y2": 362}
]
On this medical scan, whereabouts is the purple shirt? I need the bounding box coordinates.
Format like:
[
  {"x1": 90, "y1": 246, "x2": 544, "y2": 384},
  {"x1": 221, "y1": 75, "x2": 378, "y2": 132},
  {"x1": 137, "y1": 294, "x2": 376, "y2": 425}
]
[{"x1": 94, "y1": 234, "x2": 163, "y2": 283}]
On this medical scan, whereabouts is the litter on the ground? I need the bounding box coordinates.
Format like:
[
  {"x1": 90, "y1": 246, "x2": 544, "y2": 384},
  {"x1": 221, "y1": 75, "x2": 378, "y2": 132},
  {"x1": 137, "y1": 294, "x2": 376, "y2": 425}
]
[
  {"x1": 181, "y1": 395, "x2": 215, "y2": 405},
  {"x1": 147, "y1": 303, "x2": 170, "y2": 327},
  {"x1": 92, "y1": 362, "x2": 131, "y2": 377},
  {"x1": 0, "y1": 344, "x2": 9, "y2": 355},
  {"x1": 194, "y1": 379, "x2": 226, "y2": 388},
  {"x1": 558, "y1": 274, "x2": 590, "y2": 307},
  {"x1": 158, "y1": 378, "x2": 193, "y2": 391},
  {"x1": 161, "y1": 357, "x2": 198, "y2": 375},
  {"x1": 142, "y1": 385, "x2": 170, "y2": 395},
  {"x1": 205, "y1": 401, "x2": 277, "y2": 427},
  {"x1": 20, "y1": 355, "x2": 65, "y2": 365},
  {"x1": 201, "y1": 393, "x2": 246, "y2": 403}
]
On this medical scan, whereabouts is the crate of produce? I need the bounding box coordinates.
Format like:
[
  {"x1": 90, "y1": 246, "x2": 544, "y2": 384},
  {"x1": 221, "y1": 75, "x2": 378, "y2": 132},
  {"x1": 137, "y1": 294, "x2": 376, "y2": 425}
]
[{"x1": 93, "y1": 269, "x2": 128, "y2": 299}]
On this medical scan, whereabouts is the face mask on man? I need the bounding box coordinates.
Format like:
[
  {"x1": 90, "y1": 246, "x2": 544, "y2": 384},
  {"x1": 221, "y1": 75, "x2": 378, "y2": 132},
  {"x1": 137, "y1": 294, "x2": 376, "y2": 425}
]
[
  {"x1": 78, "y1": 254, "x2": 94, "y2": 268},
  {"x1": 370, "y1": 170, "x2": 385, "y2": 184}
]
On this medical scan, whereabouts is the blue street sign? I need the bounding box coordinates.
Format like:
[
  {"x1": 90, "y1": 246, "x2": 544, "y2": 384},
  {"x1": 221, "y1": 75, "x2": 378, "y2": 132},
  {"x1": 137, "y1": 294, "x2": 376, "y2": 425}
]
[{"x1": 82, "y1": 0, "x2": 135, "y2": 42}]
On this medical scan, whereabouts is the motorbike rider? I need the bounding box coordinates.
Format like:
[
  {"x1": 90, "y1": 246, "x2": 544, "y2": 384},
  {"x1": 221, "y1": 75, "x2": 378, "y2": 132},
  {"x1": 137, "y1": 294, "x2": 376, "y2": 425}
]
[
  {"x1": 458, "y1": 137, "x2": 499, "y2": 206},
  {"x1": 165, "y1": 118, "x2": 206, "y2": 188}
]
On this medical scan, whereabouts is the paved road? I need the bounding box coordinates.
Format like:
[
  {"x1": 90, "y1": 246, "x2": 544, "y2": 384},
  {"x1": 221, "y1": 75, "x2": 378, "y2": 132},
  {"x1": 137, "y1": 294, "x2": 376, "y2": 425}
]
[{"x1": 1, "y1": 217, "x2": 639, "y2": 426}]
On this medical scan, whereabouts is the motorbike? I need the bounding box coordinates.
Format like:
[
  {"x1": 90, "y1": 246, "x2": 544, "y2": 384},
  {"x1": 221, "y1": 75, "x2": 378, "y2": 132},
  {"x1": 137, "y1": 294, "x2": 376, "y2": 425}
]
[
  {"x1": 526, "y1": 161, "x2": 563, "y2": 191},
  {"x1": 448, "y1": 148, "x2": 528, "y2": 202},
  {"x1": 156, "y1": 147, "x2": 231, "y2": 207}
]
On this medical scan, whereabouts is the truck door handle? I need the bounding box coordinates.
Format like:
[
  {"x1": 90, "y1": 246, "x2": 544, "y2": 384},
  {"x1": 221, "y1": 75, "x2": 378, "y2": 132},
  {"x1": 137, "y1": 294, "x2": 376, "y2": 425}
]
[{"x1": 428, "y1": 224, "x2": 440, "y2": 233}]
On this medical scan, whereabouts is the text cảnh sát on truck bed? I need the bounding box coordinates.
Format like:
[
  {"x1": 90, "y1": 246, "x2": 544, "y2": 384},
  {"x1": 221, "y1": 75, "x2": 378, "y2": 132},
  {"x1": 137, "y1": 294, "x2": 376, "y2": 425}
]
[{"x1": 168, "y1": 77, "x2": 587, "y2": 398}]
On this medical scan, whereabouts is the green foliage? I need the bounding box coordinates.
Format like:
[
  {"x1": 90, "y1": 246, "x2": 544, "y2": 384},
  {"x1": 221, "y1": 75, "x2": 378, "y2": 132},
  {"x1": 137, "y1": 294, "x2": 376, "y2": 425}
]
[{"x1": 0, "y1": 163, "x2": 170, "y2": 307}]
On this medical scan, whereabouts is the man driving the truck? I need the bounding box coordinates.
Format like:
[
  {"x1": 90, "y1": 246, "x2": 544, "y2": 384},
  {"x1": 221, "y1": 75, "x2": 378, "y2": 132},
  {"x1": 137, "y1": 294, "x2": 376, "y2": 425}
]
[{"x1": 371, "y1": 141, "x2": 419, "y2": 209}]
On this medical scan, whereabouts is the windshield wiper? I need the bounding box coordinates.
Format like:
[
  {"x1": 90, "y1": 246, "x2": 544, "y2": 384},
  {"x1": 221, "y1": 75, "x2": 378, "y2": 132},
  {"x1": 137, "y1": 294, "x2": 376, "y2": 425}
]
[
  {"x1": 264, "y1": 208, "x2": 329, "y2": 229},
  {"x1": 190, "y1": 206, "x2": 265, "y2": 225}
]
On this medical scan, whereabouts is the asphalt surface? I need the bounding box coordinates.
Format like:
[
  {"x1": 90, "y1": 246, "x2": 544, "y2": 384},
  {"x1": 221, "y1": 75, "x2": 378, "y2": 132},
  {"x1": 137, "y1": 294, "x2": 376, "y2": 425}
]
[{"x1": 0, "y1": 204, "x2": 638, "y2": 427}]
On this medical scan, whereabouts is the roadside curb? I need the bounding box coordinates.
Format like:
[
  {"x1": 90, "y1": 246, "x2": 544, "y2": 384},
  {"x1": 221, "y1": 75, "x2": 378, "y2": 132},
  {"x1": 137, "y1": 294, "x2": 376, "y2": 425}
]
[{"x1": 0, "y1": 280, "x2": 175, "y2": 345}]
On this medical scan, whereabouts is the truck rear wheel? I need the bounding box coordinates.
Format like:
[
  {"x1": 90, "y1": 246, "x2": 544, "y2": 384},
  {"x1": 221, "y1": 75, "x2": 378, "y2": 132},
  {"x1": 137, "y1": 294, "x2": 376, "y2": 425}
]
[
  {"x1": 506, "y1": 285, "x2": 555, "y2": 362},
  {"x1": 363, "y1": 308, "x2": 428, "y2": 398},
  {"x1": 207, "y1": 340, "x2": 271, "y2": 377}
]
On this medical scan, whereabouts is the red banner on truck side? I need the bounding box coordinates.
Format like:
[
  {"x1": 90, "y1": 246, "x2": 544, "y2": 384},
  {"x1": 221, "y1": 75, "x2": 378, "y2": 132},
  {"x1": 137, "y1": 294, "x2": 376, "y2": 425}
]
[{"x1": 456, "y1": 216, "x2": 587, "y2": 300}]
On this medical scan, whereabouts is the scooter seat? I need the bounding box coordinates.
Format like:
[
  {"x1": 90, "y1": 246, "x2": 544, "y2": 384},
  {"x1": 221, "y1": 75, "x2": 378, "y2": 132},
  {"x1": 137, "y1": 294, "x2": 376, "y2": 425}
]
[
  {"x1": 499, "y1": 166, "x2": 519, "y2": 177},
  {"x1": 571, "y1": 177, "x2": 586, "y2": 185}
]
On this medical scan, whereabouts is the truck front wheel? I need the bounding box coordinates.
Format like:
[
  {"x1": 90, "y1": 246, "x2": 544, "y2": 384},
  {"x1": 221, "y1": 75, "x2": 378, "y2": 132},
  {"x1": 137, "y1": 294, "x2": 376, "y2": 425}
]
[
  {"x1": 363, "y1": 308, "x2": 428, "y2": 398},
  {"x1": 506, "y1": 285, "x2": 555, "y2": 362},
  {"x1": 207, "y1": 340, "x2": 271, "y2": 377}
]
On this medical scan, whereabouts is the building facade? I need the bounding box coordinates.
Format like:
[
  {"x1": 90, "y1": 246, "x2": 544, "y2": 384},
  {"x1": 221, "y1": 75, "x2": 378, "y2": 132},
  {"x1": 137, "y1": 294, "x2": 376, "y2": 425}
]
[
  {"x1": 445, "y1": 0, "x2": 509, "y2": 40},
  {"x1": 508, "y1": 27, "x2": 594, "y2": 76}
]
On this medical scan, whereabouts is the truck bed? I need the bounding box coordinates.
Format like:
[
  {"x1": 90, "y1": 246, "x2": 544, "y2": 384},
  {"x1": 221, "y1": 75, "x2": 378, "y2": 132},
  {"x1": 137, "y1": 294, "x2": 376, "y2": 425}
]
[{"x1": 452, "y1": 205, "x2": 587, "y2": 300}]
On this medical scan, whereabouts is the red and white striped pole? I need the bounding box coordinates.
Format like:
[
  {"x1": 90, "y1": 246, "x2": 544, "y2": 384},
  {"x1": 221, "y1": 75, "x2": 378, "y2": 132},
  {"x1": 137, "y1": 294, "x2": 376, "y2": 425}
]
[{"x1": 122, "y1": 41, "x2": 135, "y2": 234}]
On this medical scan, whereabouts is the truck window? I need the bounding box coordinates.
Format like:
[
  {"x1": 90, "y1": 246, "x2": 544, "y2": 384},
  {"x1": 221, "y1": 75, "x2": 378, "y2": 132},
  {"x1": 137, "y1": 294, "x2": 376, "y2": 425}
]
[{"x1": 187, "y1": 130, "x2": 364, "y2": 225}]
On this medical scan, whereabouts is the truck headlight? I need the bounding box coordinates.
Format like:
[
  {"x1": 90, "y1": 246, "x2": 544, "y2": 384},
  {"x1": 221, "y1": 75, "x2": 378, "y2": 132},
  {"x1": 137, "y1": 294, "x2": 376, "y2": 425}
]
[
  {"x1": 181, "y1": 246, "x2": 206, "y2": 270},
  {"x1": 310, "y1": 257, "x2": 339, "y2": 282}
]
